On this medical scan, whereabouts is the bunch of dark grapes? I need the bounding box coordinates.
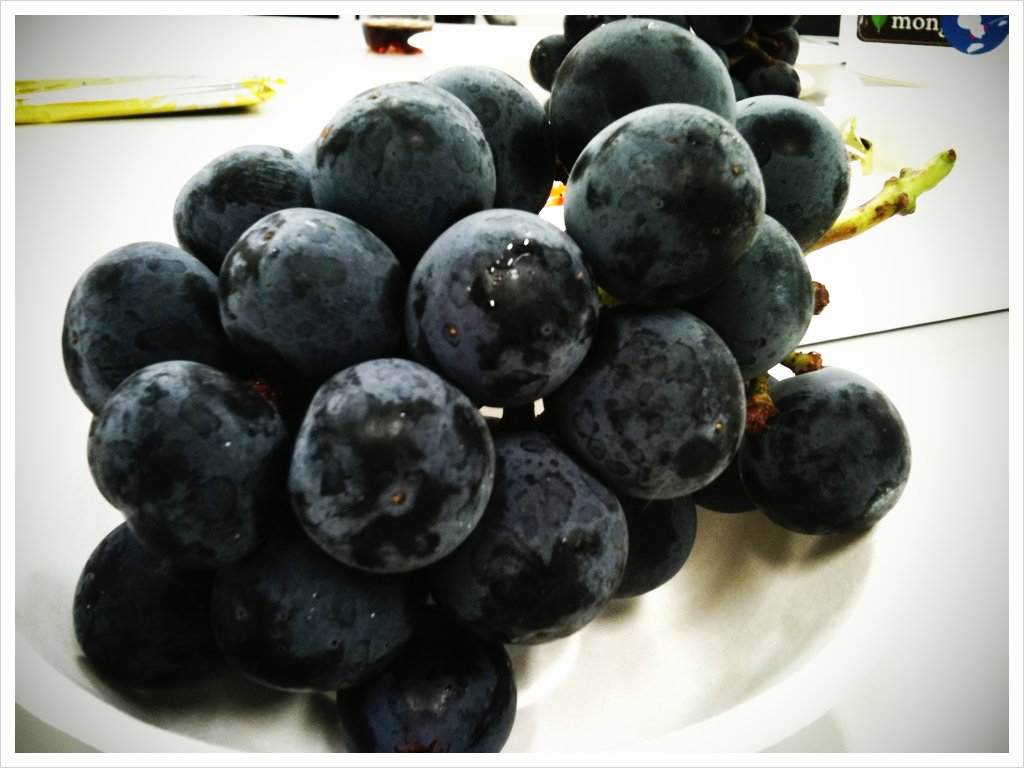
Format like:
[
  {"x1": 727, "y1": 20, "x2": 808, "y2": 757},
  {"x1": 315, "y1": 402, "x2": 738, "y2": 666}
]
[
  {"x1": 708, "y1": 15, "x2": 804, "y2": 99},
  {"x1": 62, "y1": 18, "x2": 913, "y2": 753},
  {"x1": 531, "y1": 15, "x2": 803, "y2": 102}
]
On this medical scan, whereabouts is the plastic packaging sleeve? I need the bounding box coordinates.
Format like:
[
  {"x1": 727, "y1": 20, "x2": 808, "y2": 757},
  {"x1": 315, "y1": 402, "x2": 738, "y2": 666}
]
[{"x1": 15, "y1": 75, "x2": 284, "y2": 124}]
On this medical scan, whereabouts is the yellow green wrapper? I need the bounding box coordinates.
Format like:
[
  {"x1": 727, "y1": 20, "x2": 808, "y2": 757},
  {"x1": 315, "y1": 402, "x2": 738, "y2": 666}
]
[{"x1": 15, "y1": 75, "x2": 284, "y2": 124}]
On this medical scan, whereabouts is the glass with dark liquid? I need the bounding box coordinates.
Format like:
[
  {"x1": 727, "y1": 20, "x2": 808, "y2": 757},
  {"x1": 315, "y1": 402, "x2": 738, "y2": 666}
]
[{"x1": 361, "y1": 15, "x2": 434, "y2": 54}]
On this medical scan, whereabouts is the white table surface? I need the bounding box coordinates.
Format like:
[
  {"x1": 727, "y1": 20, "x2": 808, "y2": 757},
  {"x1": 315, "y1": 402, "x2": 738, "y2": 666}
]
[{"x1": 6, "y1": 12, "x2": 1020, "y2": 760}]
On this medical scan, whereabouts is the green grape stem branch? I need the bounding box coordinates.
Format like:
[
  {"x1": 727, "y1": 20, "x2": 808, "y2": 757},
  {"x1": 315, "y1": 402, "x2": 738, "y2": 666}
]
[
  {"x1": 746, "y1": 147, "x2": 956, "y2": 432},
  {"x1": 804, "y1": 148, "x2": 957, "y2": 254}
]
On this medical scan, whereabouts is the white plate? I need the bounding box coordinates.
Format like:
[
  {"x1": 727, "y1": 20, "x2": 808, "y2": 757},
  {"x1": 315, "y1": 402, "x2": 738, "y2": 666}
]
[{"x1": 14, "y1": 377, "x2": 908, "y2": 753}]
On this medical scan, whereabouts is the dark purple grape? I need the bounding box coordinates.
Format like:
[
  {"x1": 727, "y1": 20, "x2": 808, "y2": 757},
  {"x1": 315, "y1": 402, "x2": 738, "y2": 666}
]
[
  {"x1": 692, "y1": 451, "x2": 757, "y2": 513},
  {"x1": 62, "y1": 241, "x2": 238, "y2": 414},
  {"x1": 691, "y1": 373, "x2": 774, "y2": 515},
  {"x1": 723, "y1": 25, "x2": 800, "y2": 97},
  {"x1": 529, "y1": 33, "x2": 572, "y2": 91},
  {"x1": 288, "y1": 358, "x2": 495, "y2": 573},
  {"x1": 688, "y1": 15, "x2": 752, "y2": 46},
  {"x1": 405, "y1": 208, "x2": 599, "y2": 408},
  {"x1": 428, "y1": 430, "x2": 628, "y2": 644},
  {"x1": 336, "y1": 606, "x2": 516, "y2": 752},
  {"x1": 549, "y1": 18, "x2": 737, "y2": 172},
  {"x1": 627, "y1": 14, "x2": 688, "y2": 29},
  {"x1": 87, "y1": 360, "x2": 290, "y2": 569},
  {"x1": 735, "y1": 95, "x2": 850, "y2": 250},
  {"x1": 733, "y1": 76, "x2": 751, "y2": 101},
  {"x1": 563, "y1": 15, "x2": 608, "y2": 46},
  {"x1": 310, "y1": 81, "x2": 496, "y2": 272},
  {"x1": 723, "y1": 39, "x2": 759, "y2": 82},
  {"x1": 218, "y1": 207, "x2": 405, "y2": 392},
  {"x1": 614, "y1": 494, "x2": 698, "y2": 599},
  {"x1": 744, "y1": 59, "x2": 802, "y2": 98},
  {"x1": 173, "y1": 144, "x2": 314, "y2": 274},
  {"x1": 211, "y1": 527, "x2": 426, "y2": 692},
  {"x1": 685, "y1": 215, "x2": 813, "y2": 380},
  {"x1": 548, "y1": 307, "x2": 746, "y2": 500},
  {"x1": 564, "y1": 102, "x2": 764, "y2": 306},
  {"x1": 738, "y1": 368, "x2": 911, "y2": 534},
  {"x1": 73, "y1": 522, "x2": 227, "y2": 688},
  {"x1": 425, "y1": 66, "x2": 555, "y2": 212},
  {"x1": 707, "y1": 43, "x2": 730, "y2": 68}
]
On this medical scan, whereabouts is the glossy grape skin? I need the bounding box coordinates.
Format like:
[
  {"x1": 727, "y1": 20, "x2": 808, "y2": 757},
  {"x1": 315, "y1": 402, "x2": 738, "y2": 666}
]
[
  {"x1": 549, "y1": 18, "x2": 737, "y2": 172},
  {"x1": 173, "y1": 144, "x2": 314, "y2": 274},
  {"x1": 685, "y1": 215, "x2": 813, "y2": 380},
  {"x1": 218, "y1": 207, "x2": 405, "y2": 392},
  {"x1": 336, "y1": 606, "x2": 516, "y2": 753},
  {"x1": 425, "y1": 66, "x2": 554, "y2": 213},
  {"x1": 310, "y1": 81, "x2": 496, "y2": 272},
  {"x1": 211, "y1": 527, "x2": 426, "y2": 693},
  {"x1": 614, "y1": 494, "x2": 698, "y2": 599},
  {"x1": 61, "y1": 241, "x2": 237, "y2": 414},
  {"x1": 86, "y1": 360, "x2": 290, "y2": 569},
  {"x1": 529, "y1": 33, "x2": 572, "y2": 91},
  {"x1": 405, "y1": 209, "x2": 599, "y2": 408},
  {"x1": 428, "y1": 430, "x2": 628, "y2": 645},
  {"x1": 735, "y1": 95, "x2": 850, "y2": 249},
  {"x1": 288, "y1": 358, "x2": 495, "y2": 573},
  {"x1": 564, "y1": 102, "x2": 765, "y2": 307},
  {"x1": 738, "y1": 368, "x2": 912, "y2": 534},
  {"x1": 73, "y1": 522, "x2": 227, "y2": 689},
  {"x1": 548, "y1": 307, "x2": 746, "y2": 500}
]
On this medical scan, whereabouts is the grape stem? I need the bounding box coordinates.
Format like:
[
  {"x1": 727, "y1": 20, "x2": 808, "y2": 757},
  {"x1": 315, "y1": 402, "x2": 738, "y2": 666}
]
[
  {"x1": 805, "y1": 148, "x2": 957, "y2": 254},
  {"x1": 780, "y1": 350, "x2": 824, "y2": 374},
  {"x1": 744, "y1": 352, "x2": 825, "y2": 434},
  {"x1": 734, "y1": 35, "x2": 775, "y2": 67},
  {"x1": 744, "y1": 373, "x2": 779, "y2": 434},
  {"x1": 812, "y1": 281, "x2": 830, "y2": 315}
]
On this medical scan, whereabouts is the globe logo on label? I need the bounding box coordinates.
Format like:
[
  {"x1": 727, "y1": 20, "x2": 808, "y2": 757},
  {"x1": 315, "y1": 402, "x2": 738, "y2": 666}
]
[{"x1": 941, "y1": 15, "x2": 1009, "y2": 54}]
